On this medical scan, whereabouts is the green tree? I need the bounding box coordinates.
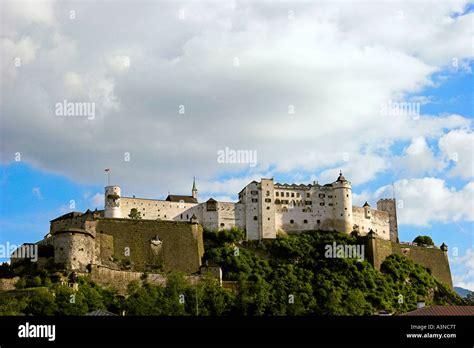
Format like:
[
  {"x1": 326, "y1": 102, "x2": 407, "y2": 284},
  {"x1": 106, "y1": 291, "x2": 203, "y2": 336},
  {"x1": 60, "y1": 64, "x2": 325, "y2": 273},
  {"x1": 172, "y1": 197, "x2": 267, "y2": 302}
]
[
  {"x1": 31, "y1": 276, "x2": 42, "y2": 287},
  {"x1": 25, "y1": 288, "x2": 57, "y2": 315},
  {"x1": 0, "y1": 297, "x2": 28, "y2": 315},
  {"x1": 195, "y1": 276, "x2": 234, "y2": 316},
  {"x1": 413, "y1": 235, "x2": 434, "y2": 246},
  {"x1": 77, "y1": 280, "x2": 106, "y2": 312},
  {"x1": 54, "y1": 285, "x2": 88, "y2": 315},
  {"x1": 128, "y1": 208, "x2": 142, "y2": 220},
  {"x1": 15, "y1": 277, "x2": 26, "y2": 289}
]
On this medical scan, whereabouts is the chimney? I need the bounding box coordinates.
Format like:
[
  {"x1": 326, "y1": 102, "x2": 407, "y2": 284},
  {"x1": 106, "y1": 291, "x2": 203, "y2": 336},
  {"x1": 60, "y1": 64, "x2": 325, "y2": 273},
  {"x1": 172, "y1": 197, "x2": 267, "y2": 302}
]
[{"x1": 417, "y1": 301, "x2": 425, "y2": 309}]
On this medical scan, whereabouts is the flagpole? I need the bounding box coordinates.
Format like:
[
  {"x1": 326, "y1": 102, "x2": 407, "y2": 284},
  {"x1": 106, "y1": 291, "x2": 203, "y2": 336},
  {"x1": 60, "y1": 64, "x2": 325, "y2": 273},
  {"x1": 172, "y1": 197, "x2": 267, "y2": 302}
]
[{"x1": 105, "y1": 169, "x2": 111, "y2": 186}]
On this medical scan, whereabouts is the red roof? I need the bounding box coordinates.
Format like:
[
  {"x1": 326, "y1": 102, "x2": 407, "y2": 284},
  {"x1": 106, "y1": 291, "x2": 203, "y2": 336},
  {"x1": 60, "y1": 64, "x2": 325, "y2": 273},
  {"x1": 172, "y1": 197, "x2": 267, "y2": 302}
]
[{"x1": 402, "y1": 306, "x2": 474, "y2": 316}]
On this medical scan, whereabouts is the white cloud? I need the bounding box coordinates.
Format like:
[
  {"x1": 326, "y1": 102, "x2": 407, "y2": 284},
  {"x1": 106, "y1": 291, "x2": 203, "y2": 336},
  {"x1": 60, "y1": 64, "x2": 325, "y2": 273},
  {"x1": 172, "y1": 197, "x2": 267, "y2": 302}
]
[
  {"x1": 90, "y1": 193, "x2": 104, "y2": 208},
  {"x1": 374, "y1": 178, "x2": 474, "y2": 226},
  {"x1": 439, "y1": 129, "x2": 474, "y2": 179},
  {"x1": 0, "y1": 1, "x2": 472, "y2": 200},
  {"x1": 319, "y1": 153, "x2": 388, "y2": 186},
  {"x1": 394, "y1": 136, "x2": 445, "y2": 176},
  {"x1": 4, "y1": 1, "x2": 56, "y2": 27},
  {"x1": 108, "y1": 55, "x2": 131, "y2": 72}
]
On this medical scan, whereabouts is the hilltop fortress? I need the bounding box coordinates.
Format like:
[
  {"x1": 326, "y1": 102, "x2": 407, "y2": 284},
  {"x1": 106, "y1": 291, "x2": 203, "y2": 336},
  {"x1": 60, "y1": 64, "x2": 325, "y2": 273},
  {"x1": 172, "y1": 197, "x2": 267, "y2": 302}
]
[
  {"x1": 104, "y1": 172, "x2": 398, "y2": 242},
  {"x1": 13, "y1": 173, "x2": 452, "y2": 290}
]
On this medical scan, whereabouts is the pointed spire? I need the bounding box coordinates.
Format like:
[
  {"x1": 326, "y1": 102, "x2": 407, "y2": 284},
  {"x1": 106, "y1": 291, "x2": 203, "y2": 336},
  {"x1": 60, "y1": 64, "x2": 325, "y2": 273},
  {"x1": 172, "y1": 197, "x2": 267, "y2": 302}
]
[{"x1": 191, "y1": 177, "x2": 198, "y2": 199}]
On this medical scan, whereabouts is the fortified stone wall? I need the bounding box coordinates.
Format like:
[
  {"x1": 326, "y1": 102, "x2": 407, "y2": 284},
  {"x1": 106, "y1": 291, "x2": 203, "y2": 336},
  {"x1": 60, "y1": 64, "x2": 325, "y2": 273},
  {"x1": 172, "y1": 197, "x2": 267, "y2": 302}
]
[
  {"x1": 53, "y1": 229, "x2": 96, "y2": 271},
  {"x1": 365, "y1": 235, "x2": 453, "y2": 288},
  {"x1": 94, "y1": 218, "x2": 204, "y2": 274},
  {"x1": 119, "y1": 197, "x2": 200, "y2": 221},
  {"x1": 87, "y1": 264, "x2": 166, "y2": 294}
]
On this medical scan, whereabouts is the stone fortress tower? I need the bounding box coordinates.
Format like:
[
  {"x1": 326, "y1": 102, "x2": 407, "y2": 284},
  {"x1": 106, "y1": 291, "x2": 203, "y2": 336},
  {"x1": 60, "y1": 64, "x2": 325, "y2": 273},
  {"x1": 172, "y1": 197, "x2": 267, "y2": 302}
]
[
  {"x1": 377, "y1": 198, "x2": 399, "y2": 243},
  {"x1": 332, "y1": 171, "x2": 353, "y2": 234},
  {"x1": 104, "y1": 186, "x2": 121, "y2": 218}
]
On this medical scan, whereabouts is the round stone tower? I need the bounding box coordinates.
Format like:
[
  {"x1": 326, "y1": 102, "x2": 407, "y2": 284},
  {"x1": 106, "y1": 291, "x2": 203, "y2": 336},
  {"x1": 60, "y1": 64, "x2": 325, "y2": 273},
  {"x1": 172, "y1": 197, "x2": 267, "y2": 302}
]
[
  {"x1": 332, "y1": 171, "x2": 353, "y2": 234},
  {"x1": 104, "y1": 186, "x2": 121, "y2": 218}
]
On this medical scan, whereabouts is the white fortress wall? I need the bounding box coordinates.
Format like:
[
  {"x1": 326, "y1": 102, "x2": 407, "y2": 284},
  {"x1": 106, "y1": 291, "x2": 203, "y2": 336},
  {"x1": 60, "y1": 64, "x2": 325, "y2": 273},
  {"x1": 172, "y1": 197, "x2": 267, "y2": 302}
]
[{"x1": 352, "y1": 206, "x2": 390, "y2": 240}]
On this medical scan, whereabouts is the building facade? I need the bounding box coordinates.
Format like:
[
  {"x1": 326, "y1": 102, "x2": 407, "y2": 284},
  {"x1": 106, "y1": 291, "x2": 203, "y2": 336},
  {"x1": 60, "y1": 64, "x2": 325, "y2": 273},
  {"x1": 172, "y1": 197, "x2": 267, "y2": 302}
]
[{"x1": 103, "y1": 172, "x2": 398, "y2": 242}]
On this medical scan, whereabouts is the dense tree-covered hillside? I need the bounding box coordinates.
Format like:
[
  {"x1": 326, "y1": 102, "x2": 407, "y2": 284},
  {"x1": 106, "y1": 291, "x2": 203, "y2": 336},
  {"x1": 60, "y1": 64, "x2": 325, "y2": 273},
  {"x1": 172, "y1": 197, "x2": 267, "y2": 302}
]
[{"x1": 0, "y1": 229, "x2": 463, "y2": 315}]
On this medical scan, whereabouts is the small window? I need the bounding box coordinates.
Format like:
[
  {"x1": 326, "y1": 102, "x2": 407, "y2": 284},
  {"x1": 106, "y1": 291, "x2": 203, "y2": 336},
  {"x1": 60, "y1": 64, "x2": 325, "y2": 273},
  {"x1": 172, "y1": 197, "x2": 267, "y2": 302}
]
[
  {"x1": 266, "y1": 191, "x2": 270, "y2": 197},
  {"x1": 306, "y1": 193, "x2": 310, "y2": 198},
  {"x1": 317, "y1": 220, "x2": 321, "y2": 224},
  {"x1": 265, "y1": 198, "x2": 271, "y2": 203},
  {"x1": 267, "y1": 217, "x2": 270, "y2": 221},
  {"x1": 266, "y1": 206, "x2": 270, "y2": 210},
  {"x1": 320, "y1": 202, "x2": 325, "y2": 206},
  {"x1": 304, "y1": 219, "x2": 308, "y2": 224},
  {"x1": 253, "y1": 216, "x2": 258, "y2": 221},
  {"x1": 276, "y1": 192, "x2": 279, "y2": 197},
  {"x1": 347, "y1": 194, "x2": 349, "y2": 197},
  {"x1": 296, "y1": 193, "x2": 300, "y2": 197},
  {"x1": 286, "y1": 192, "x2": 289, "y2": 197},
  {"x1": 290, "y1": 219, "x2": 294, "y2": 224},
  {"x1": 291, "y1": 193, "x2": 295, "y2": 197},
  {"x1": 220, "y1": 223, "x2": 225, "y2": 227},
  {"x1": 252, "y1": 198, "x2": 258, "y2": 203}
]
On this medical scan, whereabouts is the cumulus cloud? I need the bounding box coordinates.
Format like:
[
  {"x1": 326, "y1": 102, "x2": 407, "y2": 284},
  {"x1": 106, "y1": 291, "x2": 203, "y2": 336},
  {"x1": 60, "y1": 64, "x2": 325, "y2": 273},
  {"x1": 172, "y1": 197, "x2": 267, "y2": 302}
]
[
  {"x1": 0, "y1": 1, "x2": 472, "y2": 201},
  {"x1": 439, "y1": 129, "x2": 474, "y2": 179},
  {"x1": 374, "y1": 178, "x2": 474, "y2": 226},
  {"x1": 319, "y1": 153, "x2": 388, "y2": 186},
  {"x1": 394, "y1": 136, "x2": 446, "y2": 176}
]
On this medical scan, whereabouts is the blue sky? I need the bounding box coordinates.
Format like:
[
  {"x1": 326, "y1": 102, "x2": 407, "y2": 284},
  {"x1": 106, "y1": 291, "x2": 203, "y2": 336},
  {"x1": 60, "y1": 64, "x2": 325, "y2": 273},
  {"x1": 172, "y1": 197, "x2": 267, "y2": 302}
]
[{"x1": 0, "y1": 1, "x2": 473, "y2": 290}]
